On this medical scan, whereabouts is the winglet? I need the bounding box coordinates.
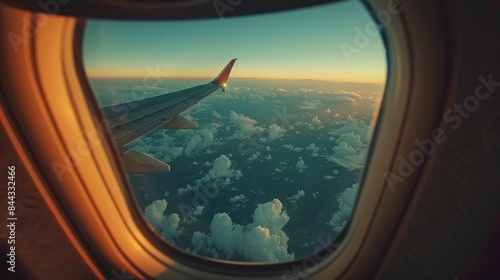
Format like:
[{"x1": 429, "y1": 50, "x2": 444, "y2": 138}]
[{"x1": 211, "y1": 58, "x2": 237, "y2": 91}]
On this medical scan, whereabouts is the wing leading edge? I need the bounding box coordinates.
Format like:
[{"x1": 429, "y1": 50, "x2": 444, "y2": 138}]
[{"x1": 101, "y1": 58, "x2": 237, "y2": 173}]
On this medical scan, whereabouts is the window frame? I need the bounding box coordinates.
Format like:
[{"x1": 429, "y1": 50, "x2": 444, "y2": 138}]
[{"x1": 0, "y1": 0, "x2": 452, "y2": 278}]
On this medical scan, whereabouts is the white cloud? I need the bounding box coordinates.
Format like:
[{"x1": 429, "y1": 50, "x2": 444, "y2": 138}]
[
  {"x1": 130, "y1": 123, "x2": 219, "y2": 162},
  {"x1": 283, "y1": 144, "x2": 304, "y2": 152},
  {"x1": 299, "y1": 99, "x2": 322, "y2": 110},
  {"x1": 212, "y1": 110, "x2": 222, "y2": 119},
  {"x1": 185, "y1": 134, "x2": 203, "y2": 154},
  {"x1": 328, "y1": 141, "x2": 367, "y2": 170},
  {"x1": 306, "y1": 143, "x2": 320, "y2": 157},
  {"x1": 230, "y1": 194, "x2": 246, "y2": 203},
  {"x1": 323, "y1": 175, "x2": 334, "y2": 180},
  {"x1": 311, "y1": 115, "x2": 322, "y2": 125},
  {"x1": 144, "y1": 199, "x2": 183, "y2": 242},
  {"x1": 189, "y1": 199, "x2": 295, "y2": 262},
  {"x1": 296, "y1": 158, "x2": 307, "y2": 173},
  {"x1": 178, "y1": 154, "x2": 243, "y2": 195},
  {"x1": 185, "y1": 127, "x2": 218, "y2": 154},
  {"x1": 229, "y1": 111, "x2": 264, "y2": 140},
  {"x1": 193, "y1": 206, "x2": 204, "y2": 216},
  {"x1": 312, "y1": 191, "x2": 319, "y2": 198},
  {"x1": 287, "y1": 190, "x2": 305, "y2": 203},
  {"x1": 328, "y1": 184, "x2": 359, "y2": 234},
  {"x1": 327, "y1": 119, "x2": 371, "y2": 170},
  {"x1": 248, "y1": 152, "x2": 260, "y2": 162},
  {"x1": 267, "y1": 123, "x2": 287, "y2": 140}
]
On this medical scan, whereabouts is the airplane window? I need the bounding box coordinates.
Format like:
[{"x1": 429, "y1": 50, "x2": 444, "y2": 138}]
[{"x1": 82, "y1": 0, "x2": 386, "y2": 263}]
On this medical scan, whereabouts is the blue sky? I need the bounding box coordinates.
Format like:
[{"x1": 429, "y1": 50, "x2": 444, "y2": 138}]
[{"x1": 83, "y1": 0, "x2": 386, "y2": 83}]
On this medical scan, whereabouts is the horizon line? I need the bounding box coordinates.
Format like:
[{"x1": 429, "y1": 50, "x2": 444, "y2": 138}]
[{"x1": 86, "y1": 75, "x2": 385, "y2": 85}]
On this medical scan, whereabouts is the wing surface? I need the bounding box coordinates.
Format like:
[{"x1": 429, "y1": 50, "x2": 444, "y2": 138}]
[{"x1": 100, "y1": 59, "x2": 237, "y2": 173}]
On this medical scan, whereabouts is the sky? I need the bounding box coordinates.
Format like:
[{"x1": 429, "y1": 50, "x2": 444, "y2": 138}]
[{"x1": 83, "y1": 0, "x2": 386, "y2": 84}]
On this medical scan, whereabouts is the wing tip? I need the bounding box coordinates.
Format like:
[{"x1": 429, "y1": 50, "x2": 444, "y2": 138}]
[{"x1": 212, "y1": 58, "x2": 237, "y2": 85}]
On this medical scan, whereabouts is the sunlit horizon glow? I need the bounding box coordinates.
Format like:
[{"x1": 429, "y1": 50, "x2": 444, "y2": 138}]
[{"x1": 83, "y1": 0, "x2": 386, "y2": 85}]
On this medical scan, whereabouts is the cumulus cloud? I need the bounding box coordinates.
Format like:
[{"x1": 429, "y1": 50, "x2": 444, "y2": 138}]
[
  {"x1": 306, "y1": 143, "x2": 320, "y2": 157},
  {"x1": 193, "y1": 206, "x2": 204, "y2": 216},
  {"x1": 311, "y1": 116, "x2": 322, "y2": 125},
  {"x1": 144, "y1": 199, "x2": 183, "y2": 242},
  {"x1": 178, "y1": 154, "x2": 243, "y2": 195},
  {"x1": 267, "y1": 123, "x2": 287, "y2": 140},
  {"x1": 287, "y1": 190, "x2": 305, "y2": 203},
  {"x1": 229, "y1": 111, "x2": 264, "y2": 140},
  {"x1": 327, "y1": 119, "x2": 371, "y2": 170},
  {"x1": 283, "y1": 144, "x2": 304, "y2": 152},
  {"x1": 131, "y1": 123, "x2": 219, "y2": 162},
  {"x1": 328, "y1": 183, "x2": 359, "y2": 234},
  {"x1": 312, "y1": 191, "x2": 319, "y2": 198},
  {"x1": 185, "y1": 126, "x2": 218, "y2": 154},
  {"x1": 248, "y1": 152, "x2": 260, "y2": 162},
  {"x1": 230, "y1": 194, "x2": 246, "y2": 203},
  {"x1": 323, "y1": 175, "x2": 334, "y2": 180},
  {"x1": 328, "y1": 141, "x2": 367, "y2": 170},
  {"x1": 188, "y1": 199, "x2": 295, "y2": 262},
  {"x1": 296, "y1": 158, "x2": 307, "y2": 173}
]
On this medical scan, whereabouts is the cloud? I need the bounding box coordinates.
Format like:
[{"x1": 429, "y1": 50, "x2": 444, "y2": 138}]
[
  {"x1": 283, "y1": 144, "x2": 304, "y2": 152},
  {"x1": 248, "y1": 152, "x2": 260, "y2": 162},
  {"x1": 328, "y1": 141, "x2": 367, "y2": 170},
  {"x1": 328, "y1": 184, "x2": 359, "y2": 234},
  {"x1": 287, "y1": 190, "x2": 305, "y2": 203},
  {"x1": 212, "y1": 110, "x2": 222, "y2": 119},
  {"x1": 144, "y1": 199, "x2": 183, "y2": 242},
  {"x1": 188, "y1": 199, "x2": 295, "y2": 262},
  {"x1": 130, "y1": 123, "x2": 219, "y2": 162},
  {"x1": 205, "y1": 154, "x2": 242, "y2": 181},
  {"x1": 185, "y1": 127, "x2": 218, "y2": 154},
  {"x1": 306, "y1": 143, "x2": 320, "y2": 157},
  {"x1": 299, "y1": 99, "x2": 322, "y2": 110},
  {"x1": 296, "y1": 158, "x2": 307, "y2": 173},
  {"x1": 230, "y1": 194, "x2": 246, "y2": 203},
  {"x1": 267, "y1": 123, "x2": 287, "y2": 140},
  {"x1": 193, "y1": 206, "x2": 204, "y2": 216},
  {"x1": 178, "y1": 154, "x2": 243, "y2": 195},
  {"x1": 229, "y1": 111, "x2": 264, "y2": 140},
  {"x1": 311, "y1": 116, "x2": 322, "y2": 125},
  {"x1": 327, "y1": 118, "x2": 371, "y2": 170},
  {"x1": 323, "y1": 175, "x2": 334, "y2": 180}
]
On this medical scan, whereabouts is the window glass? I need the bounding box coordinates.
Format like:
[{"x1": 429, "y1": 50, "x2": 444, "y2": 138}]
[{"x1": 83, "y1": 0, "x2": 386, "y2": 263}]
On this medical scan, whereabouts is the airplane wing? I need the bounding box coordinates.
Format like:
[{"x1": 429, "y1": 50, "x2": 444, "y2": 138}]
[{"x1": 100, "y1": 58, "x2": 237, "y2": 173}]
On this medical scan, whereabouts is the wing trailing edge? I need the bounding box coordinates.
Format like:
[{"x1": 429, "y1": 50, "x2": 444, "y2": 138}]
[
  {"x1": 120, "y1": 149, "x2": 171, "y2": 173},
  {"x1": 160, "y1": 116, "x2": 198, "y2": 129}
]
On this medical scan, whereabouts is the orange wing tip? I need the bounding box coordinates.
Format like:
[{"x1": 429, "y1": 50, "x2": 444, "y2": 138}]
[{"x1": 212, "y1": 58, "x2": 237, "y2": 85}]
